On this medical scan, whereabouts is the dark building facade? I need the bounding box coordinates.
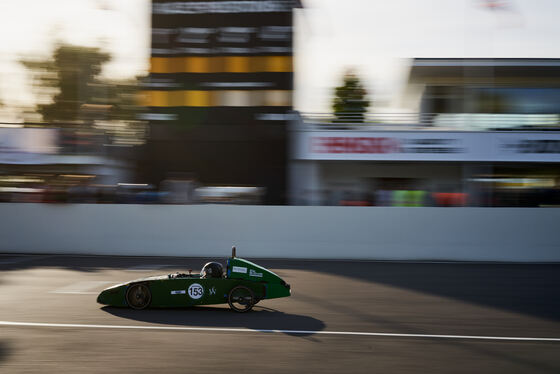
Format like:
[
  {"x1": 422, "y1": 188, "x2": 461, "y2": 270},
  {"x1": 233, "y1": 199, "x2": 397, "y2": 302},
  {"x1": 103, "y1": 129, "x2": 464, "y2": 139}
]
[{"x1": 140, "y1": 0, "x2": 300, "y2": 203}]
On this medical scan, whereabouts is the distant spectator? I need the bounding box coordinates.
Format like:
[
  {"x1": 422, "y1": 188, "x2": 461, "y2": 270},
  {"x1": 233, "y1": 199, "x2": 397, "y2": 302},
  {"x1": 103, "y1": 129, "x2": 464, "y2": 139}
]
[
  {"x1": 433, "y1": 192, "x2": 468, "y2": 207},
  {"x1": 375, "y1": 190, "x2": 392, "y2": 206}
]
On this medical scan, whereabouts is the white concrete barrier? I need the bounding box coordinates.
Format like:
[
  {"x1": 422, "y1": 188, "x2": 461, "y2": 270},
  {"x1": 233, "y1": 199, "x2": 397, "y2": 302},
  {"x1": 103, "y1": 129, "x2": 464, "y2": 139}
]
[{"x1": 0, "y1": 203, "x2": 558, "y2": 261}]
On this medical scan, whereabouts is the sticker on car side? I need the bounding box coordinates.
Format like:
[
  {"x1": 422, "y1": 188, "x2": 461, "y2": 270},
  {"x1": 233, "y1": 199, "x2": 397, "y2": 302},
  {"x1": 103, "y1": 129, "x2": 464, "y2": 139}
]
[
  {"x1": 170, "y1": 290, "x2": 186, "y2": 295},
  {"x1": 232, "y1": 266, "x2": 247, "y2": 274},
  {"x1": 249, "y1": 269, "x2": 263, "y2": 277},
  {"x1": 188, "y1": 283, "x2": 204, "y2": 299}
]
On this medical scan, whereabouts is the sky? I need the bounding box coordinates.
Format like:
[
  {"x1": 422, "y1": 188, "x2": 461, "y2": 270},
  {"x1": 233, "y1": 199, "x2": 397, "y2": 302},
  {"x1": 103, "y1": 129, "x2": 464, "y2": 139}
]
[
  {"x1": 1, "y1": 0, "x2": 560, "y2": 121},
  {"x1": 295, "y1": 0, "x2": 560, "y2": 112}
]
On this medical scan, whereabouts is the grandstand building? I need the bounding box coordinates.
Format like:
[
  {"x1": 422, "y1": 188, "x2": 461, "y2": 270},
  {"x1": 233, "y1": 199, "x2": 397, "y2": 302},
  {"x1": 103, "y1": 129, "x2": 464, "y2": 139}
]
[{"x1": 290, "y1": 58, "x2": 560, "y2": 207}]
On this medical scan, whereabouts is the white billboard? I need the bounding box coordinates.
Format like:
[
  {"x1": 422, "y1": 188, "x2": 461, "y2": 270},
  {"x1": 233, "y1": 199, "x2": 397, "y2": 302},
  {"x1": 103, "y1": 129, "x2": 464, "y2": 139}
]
[
  {"x1": 0, "y1": 128, "x2": 58, "y2": 164},
  {"x1": 293, "y1": 130, "x2": 560, "y2": 163}
]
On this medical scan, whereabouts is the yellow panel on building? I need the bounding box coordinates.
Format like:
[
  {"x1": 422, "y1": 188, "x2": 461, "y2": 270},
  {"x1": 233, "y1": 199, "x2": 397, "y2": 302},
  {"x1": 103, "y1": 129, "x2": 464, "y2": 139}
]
[
  {"x1": 184, "y1": 57, "x2": 211, "y2": 73},
  {"x1": 265, "y1": 56, "x2": 292, "y2": 72},
  {"x1": 150, "y1": 57, "x2": 171, "y2": 73},
  {"x1": 141, "y1": 90, "x2": 292, "y2": 107},
  {"x1": 184, "y1": 90, "x2": 212, "y2": 107},
  {"x1": 150, "y1": 56, "x2": 293, "y2": 74},
  {"x1": 223, "y1": 56, "x2": 251, "y2": 73}
]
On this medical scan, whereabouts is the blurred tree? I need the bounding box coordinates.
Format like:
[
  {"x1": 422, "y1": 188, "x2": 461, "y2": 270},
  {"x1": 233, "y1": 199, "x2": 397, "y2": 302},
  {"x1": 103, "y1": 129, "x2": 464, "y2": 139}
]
[
  {"x1": 20, "y1": 44, "x2": 147, "y2": 145},
  {"x1": 21, "y1": 44, "x2": 111, "y2": 125},
  {"x1": 332, "y1": 71, "x2": 370, "y2": 123}
]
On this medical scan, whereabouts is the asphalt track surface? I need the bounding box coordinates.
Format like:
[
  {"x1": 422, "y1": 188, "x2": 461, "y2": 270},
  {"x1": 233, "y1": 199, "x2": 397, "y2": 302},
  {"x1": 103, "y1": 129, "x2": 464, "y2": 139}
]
[{"x1": 0, "y1": 254, "x2": 559, "y2": 373}]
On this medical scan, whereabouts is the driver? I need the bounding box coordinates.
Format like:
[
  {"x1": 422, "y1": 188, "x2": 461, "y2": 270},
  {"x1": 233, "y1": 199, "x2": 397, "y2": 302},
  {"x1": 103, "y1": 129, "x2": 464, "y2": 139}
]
[{"x1": 200, "y1": 262, "x2": 224, "y2": 278}]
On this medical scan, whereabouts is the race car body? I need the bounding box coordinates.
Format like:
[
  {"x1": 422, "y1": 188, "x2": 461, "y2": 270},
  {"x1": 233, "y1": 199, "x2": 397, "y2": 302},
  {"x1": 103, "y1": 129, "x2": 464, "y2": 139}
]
[{"x1": 97, "y1": 248, "x2": 290, "y2": 312}]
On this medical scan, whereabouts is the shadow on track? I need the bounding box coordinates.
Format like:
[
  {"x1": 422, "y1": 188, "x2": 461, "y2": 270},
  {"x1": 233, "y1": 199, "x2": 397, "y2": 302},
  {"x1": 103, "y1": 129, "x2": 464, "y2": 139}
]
[
  {"x1": 100, "y1": 306, "x2": 325, "y2": 337},
  {"x1": 0, "y1": 341, "x2": 10, "y2": 364},
  {"x1": 5, "y1": 254, "x2": 560, "y2": 322},
  {"x1": 261, "y1": 260, "x2": 560, "y2": 322}
]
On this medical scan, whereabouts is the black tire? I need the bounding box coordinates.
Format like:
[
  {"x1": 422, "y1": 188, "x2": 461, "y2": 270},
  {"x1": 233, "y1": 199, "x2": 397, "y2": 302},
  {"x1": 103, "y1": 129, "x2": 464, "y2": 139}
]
[
  {"x1": 228, "y1": 286, "x2": 255, "y2": 313},
  {"x1": 126, "y1": 283, "x2": 151, "y2": 310}
]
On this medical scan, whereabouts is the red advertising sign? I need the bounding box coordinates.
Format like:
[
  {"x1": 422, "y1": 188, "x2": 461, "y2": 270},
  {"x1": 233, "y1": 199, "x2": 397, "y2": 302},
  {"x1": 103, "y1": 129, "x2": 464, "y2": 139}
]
[
  {"x1": 294, "y1": 130, "x2": 560, "y2": 162},
  {"x1": 310, "y1": 137, "x2": 400, "y2": 154}
]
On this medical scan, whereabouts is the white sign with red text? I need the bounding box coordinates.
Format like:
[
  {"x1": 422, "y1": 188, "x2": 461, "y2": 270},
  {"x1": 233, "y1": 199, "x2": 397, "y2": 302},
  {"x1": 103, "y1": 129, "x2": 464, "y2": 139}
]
[{"x1": 293, "y1": 130, "x2": 560, "y2": 162}]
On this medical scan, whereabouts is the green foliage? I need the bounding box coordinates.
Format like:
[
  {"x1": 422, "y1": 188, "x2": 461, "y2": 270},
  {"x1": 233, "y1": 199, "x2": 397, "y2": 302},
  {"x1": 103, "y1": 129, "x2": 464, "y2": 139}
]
[
  {"x1": 21, "y1": 44, "x2": 111, "y2": 124},
  {"x1": 332, "y1": 71, "x2": 370, "y2": 123},
  {"x1": 20, "y1": 43, "x2": 144, "y2": 126}
]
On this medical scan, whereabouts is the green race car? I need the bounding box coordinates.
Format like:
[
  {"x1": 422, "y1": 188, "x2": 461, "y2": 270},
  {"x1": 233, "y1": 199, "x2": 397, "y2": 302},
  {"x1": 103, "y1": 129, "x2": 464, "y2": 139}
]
[{"x1": 97, "y1": 247, "x2": 291, "y2": 312}]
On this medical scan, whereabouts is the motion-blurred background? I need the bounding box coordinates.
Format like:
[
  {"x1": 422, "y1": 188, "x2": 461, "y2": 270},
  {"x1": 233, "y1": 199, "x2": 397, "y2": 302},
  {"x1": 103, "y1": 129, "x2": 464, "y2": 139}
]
[
  {"x1": 0, "y1": 0, "x2": 559, "y2": 207},
  {"x1": 1, "y1": 4, "x2": 560, "y2": 372}
]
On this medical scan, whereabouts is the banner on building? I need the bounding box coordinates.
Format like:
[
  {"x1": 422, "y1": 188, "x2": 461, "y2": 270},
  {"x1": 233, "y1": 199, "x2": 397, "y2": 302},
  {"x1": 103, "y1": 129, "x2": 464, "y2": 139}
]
[
  {"x1": 293, "y1": 130, "x2": 560, "y2": 163},
  {"x1": 0, "y1": 128, "x2": 58, "y2": 164}
]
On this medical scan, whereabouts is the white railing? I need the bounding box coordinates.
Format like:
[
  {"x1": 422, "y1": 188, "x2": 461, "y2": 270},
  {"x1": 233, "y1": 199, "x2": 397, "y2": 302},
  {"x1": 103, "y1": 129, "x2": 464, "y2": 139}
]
[{"x1": 300, "y1": 113, "x2": 560, "y2": 131}]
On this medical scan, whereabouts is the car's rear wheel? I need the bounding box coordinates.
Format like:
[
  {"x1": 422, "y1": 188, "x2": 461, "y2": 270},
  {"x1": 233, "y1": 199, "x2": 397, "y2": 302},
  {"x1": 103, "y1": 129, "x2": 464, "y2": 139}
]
[
  {"x1": 126, "y1": 283, "x2": 151, "y2": 310},
  {"x1": 228, "y1": 286, "x2": 255, "y2": 313}
]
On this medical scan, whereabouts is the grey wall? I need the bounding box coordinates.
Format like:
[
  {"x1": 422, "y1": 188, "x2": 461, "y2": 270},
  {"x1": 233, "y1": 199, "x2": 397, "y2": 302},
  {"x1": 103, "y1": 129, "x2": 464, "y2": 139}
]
[{"x1": 1, "y1": 203, "x2": 558, "y2": 261}]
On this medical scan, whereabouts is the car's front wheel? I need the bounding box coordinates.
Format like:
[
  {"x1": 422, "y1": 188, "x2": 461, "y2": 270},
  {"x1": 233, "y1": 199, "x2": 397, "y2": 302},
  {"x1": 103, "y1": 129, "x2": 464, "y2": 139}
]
[
  {"x1": 126, "y1": 283, "x2": 151, "y2": 310},
  {"x1": 228, "y1": 286, "x2": 255, "y2": 312}
]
